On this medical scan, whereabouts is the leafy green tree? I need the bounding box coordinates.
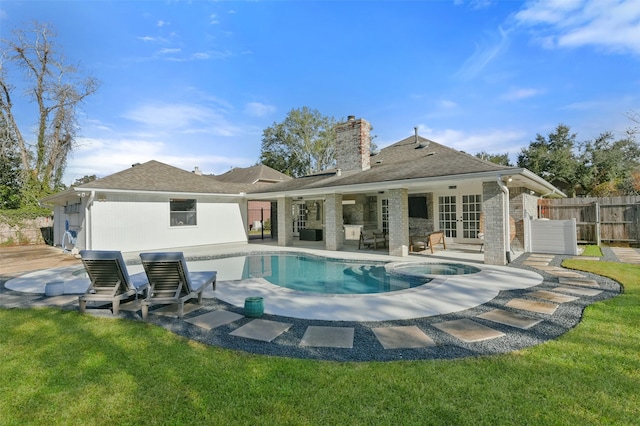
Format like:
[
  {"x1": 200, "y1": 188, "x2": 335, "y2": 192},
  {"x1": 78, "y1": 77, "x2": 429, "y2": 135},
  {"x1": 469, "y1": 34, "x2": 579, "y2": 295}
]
[
  {"x1": 260, "y1": 107, "x2": 337, "y2": 177},
  {"x1": 72, "y1": 175, "x2": 97, "y2": 186},
  {"x1": 0, "y1": 149, "x2": 22, "y2": 209},
  {"x1": 0, "y1": 22, "x2": 99, "y2": 205},
  {"x1": 578, "y1": 130, "x2": 640, "y2": 196},
  {"x1": 517, "y1": 124, "x2": 580, "y2": 196},
  {"x1": 475, "y1": 151, "x2": 512, "y2": 166}
]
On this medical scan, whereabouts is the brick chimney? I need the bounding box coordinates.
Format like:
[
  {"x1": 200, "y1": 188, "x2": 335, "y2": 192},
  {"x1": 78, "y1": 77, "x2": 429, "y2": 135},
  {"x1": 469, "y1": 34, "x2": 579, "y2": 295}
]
[{"x1": 335, "y1": 116, "x2": 371, "y2": 172}]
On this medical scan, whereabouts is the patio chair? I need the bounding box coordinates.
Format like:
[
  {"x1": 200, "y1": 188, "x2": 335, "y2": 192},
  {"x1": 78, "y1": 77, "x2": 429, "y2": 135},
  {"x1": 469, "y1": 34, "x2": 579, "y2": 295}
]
[
  {"x1": 139, "y1": 252, "x2": 216, "y2": 320},
  {"x1": 78, "y1": 250, "x2": 149, "y2": 315},
  {"x1": 359, "y1": 229, "x2": 386, "y2": 249},
  {"x1": 410, "y1": 231, "x2": 447, "y2": 254}
]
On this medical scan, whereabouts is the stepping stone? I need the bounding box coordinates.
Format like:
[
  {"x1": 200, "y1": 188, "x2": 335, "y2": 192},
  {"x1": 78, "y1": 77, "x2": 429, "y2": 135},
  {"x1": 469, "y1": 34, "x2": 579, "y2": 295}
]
[
  {"x1": 527, "y1": 255, "x2": 555, "y2": 261},
  {"x1": 150, "y1": 303, "x2": 203, "y2": 317},
  {"x1": 522, "y1": 261, "x2": 551, "y2": 267},
  {"x1": 300, "y1": 326, "x2": 354, "y2": 348},
  {"x1": 30, "y1": 295, "x2": 78, "y2": 307},
  {"x1": 185, "y1": 310, "x2": 244, "y2": 330},
  {"x1": 617, "y1": 257, "x2": 640, "y2": 263},
  {"x1": 229, "y1": 319, "x2": 292, "y2": 342},
  {"x1": 505, "y1": 298, "x2": 558, "y2": 315},
  {"x1": 525, "y1": 290, "x2": 579, "y2": 303},
  {"x1": 0, "y1": 294, "x2": 29, "y2": 305},
  {"x1": 477, "y1": 309, "x2": 543, "y2": 330},
  {"x1": 433, "y1": 318, "x2": 505, "y2": 343},
  {"x1": 372, "y1": 326, "x2": 435, "y2": 349},
  {"x1": 558, "y1": 277, "x2": 599, "y2": 288},
  {"x1": 553, "y1": 286, "x2": 603, "y2": 297},
  {"x1": 534, "y1": 266, "x2": 565, "y2": 271},
  {"x1": 572, "y1": 256, "x2": 600, "y2": 261},
  {"x1": 545, "y1": 270, "x2": 586, "y2": 278}
]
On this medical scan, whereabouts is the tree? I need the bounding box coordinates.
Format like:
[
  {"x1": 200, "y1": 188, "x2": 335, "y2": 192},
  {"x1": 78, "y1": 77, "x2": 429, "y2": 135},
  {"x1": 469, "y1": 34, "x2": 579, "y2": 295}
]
[
  {"x1": 475, "y1": 151, "x2": 512, "y2": 166},
  {"x1": 517, "y1": 124, "x2": 580, "y2": 196},
  {"x1": 578, "y1": 130, "x2": 640, "y2": 195},
  {"x1": 0, "y1": 21, "x2": 99, "y2": 205},
  {"x1": 0, "y1": 108, "x2": 22, "y2": 209},
  {"x1": 259, "y1": 107, "x2": 337, "y2": 177},
  {"x1": 0, "y1": 148, "x2": 22, "y2": 209},
  {"x1": 72, "y1": 175, "x2": 97, "y2": 186}
]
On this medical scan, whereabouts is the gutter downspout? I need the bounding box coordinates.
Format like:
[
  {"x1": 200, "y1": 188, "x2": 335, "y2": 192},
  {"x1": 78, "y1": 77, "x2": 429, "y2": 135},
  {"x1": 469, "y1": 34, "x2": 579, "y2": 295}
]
[
  {"x1": 85, "y1": 191, "x2": 95, "y2": 250},
  {"x1": 497, "y1": 176, "x2": 511, "y2": 263}
]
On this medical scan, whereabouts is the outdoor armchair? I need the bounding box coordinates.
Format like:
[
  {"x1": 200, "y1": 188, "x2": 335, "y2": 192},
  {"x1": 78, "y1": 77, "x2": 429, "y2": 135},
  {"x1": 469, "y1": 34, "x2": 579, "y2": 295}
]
[
  {"x1": 78, "y1": 250, "x2": 149, "y2": 315},
  {"x1": 410, "y1": 231, "x2": 447, "y2": 254},
  {"x1": 139, "y1": 252, "x2": 216, "y2": 320}
]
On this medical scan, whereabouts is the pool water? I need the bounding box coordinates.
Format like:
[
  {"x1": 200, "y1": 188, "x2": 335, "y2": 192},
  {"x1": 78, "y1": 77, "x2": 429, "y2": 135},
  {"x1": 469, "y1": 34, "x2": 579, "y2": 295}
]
[
  {"x1": 239, "y1": 254, "x2": 430, "y2": 294},
  {"x1": 392, "y1": 263, "x2": 481, "y2": 276}
]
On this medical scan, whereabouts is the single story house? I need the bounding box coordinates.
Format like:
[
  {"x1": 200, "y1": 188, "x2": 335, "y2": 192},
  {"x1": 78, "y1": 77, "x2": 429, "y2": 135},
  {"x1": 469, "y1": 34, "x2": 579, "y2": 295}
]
[{"x1": 41, "y1": 116, "x2": 564, "y2": 265}]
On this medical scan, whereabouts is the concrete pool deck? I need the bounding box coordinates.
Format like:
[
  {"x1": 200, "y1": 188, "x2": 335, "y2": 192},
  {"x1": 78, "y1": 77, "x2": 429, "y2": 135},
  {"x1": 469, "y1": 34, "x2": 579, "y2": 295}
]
[{"x1": 4, "y1": 242, "x2": 543, "y2": 321}]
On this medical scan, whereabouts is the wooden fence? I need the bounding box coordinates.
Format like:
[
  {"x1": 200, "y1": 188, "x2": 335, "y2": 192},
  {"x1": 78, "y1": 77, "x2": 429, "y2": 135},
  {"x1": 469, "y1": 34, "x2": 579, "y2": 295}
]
[{"x1": 538, "y1": 196, "x2": 640, "y2": 245}]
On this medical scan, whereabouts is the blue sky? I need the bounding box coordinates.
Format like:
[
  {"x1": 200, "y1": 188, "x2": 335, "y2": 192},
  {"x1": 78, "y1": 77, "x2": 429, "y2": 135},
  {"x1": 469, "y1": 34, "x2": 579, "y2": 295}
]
[{"x1": 1, "y1": 0, "x2": 639, "y2": 185}]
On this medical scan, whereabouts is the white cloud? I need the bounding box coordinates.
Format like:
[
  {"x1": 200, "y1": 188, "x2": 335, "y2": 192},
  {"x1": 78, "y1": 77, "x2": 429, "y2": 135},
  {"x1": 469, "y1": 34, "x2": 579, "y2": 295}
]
[
  {"x1": 210, "y1": 14, "x2": 219, "y2": 24},
  {"x1": 455, "y1": 26, "x2": 511, "y2": 80},
  {"x1": 123, "y1": 102, "x2": 242, "y2": 137},
  {"x1": 157, "y1": 20, "x2": 168, "y2": 27},
  {"x1": 158, "y1": 48, "x2": 181, "y2": 54},
  {"x1": 440, "y1": 99, "x2": 458, "y2": 109},
  {"x1": 501, "y1": 87, "x2": 544, "y2": 101},
  {"x1": 137, "y1": 36, "x2": 155, "y2": 42},
  {"x1": 515, "y1": 0, "x2": 640, "y2": 56},
  {"x1": 244, "y1": 102, "x2": 276, "y2": 117},
  {"x1": 417, "y1": 125, "x2": 527, "y2": 154}
]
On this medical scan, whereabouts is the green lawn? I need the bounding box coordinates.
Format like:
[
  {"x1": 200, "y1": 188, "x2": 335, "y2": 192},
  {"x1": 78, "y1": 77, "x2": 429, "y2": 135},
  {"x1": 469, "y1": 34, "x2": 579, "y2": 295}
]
[
  {"x1": 1, "y1": 260, "x2": 639, "y2": 425},
  {"x1": 580, "y1": 244, "x2": 603, "y2": 257}
]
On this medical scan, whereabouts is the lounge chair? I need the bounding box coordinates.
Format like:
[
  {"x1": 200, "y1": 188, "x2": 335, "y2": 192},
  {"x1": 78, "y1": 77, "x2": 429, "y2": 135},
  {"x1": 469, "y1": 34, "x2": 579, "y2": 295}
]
[
  {"x1": 78, "y1": 250, "x2": 149, "y2": 315},
  {"x1": 139, "y1": 252, "x2": 216, "y2": 320}
]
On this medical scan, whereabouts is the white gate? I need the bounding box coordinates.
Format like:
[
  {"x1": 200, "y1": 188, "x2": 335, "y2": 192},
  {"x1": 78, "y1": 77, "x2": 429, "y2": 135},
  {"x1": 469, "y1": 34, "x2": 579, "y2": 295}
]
[{"x1": 525, "y1": 218, "x2": 578, "y2": 255}]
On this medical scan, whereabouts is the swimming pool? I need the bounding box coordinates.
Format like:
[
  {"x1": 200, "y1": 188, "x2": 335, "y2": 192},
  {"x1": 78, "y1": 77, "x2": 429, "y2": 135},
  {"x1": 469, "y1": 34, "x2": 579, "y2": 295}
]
[{"x1": 233, "y1": 253, "x2": 431, "y2": 294}]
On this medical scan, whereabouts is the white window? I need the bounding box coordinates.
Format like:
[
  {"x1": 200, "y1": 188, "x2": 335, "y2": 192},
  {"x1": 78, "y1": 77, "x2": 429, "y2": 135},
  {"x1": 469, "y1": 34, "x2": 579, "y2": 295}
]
[{"x1": 170, "y1": 199, "x2": 197, "y2": 226}]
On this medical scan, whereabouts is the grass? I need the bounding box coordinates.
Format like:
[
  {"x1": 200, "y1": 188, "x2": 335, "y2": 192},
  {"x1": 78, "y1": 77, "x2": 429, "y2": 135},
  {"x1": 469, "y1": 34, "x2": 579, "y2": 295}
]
[
  {"x1": 580, "y1": 245, "x2": 603, "y2": 257},
  {"x1": 1, "y1": 260, "x2": 639, "y2": 425}
]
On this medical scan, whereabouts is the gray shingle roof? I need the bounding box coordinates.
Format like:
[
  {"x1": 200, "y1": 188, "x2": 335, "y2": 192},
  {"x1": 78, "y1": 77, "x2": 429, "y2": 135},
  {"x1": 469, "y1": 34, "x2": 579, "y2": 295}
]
[
  {"x1": 216, "y1": 164, "x2": 292, "y2": 184},
  {"x1": 77, "y1": 160, "x2": 251, "y2": 194},
  {"x1": 250, "y1": 136, "x2": 514, "y2": 194}
]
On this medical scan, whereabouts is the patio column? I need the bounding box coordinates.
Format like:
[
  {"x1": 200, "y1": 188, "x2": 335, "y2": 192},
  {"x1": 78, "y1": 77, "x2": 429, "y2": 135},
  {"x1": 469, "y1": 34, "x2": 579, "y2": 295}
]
[
  {"x1": 388, "y1": 188, "x2": 409, "y2": 257},
  {"x1": 324, "y1": 193, "x2": 343, "y2": 251},
  {"x1": 482, "y1": 181, "x2": 507, "y2": 265},
  {"x1": 277, "y1": 196, "x2": 293, "y2": 247}
]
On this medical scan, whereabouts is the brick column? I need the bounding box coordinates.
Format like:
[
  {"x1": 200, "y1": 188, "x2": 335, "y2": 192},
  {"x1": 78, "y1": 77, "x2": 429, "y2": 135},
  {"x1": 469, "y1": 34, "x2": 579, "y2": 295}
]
[
  {"x1": 277, "y1": 196, "x2": 293, "y2": 247},
  {"x1": 388, "y1": 188, "x2": 409, "y2": 257},
  {"x1": 482, "y1": 181, "x2": 507, "y2": 265},
  {"x1": 324, "y1": 193, "x2": 343, "y2": 251}
]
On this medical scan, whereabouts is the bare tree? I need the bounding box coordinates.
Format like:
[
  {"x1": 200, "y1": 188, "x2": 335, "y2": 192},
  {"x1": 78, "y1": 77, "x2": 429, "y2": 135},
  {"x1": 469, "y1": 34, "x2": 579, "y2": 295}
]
[{"x1": 0, "y1": 21, "x2": 99, "y2": 201}]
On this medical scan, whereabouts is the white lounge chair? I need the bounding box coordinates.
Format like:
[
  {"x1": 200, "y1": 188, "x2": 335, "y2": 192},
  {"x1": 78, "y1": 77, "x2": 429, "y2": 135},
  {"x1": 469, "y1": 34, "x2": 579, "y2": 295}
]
[
  {"x1": 139, "y1": 252, "x2": 216, "y2": 320},
  {"x1": 78, "y1": 250, "x2": 149, "y2": 315}
]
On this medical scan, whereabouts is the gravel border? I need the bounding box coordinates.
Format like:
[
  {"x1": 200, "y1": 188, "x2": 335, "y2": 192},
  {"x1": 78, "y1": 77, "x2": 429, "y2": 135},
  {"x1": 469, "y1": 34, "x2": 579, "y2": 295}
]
[{"x1": 0, "y1": 253, "x2": 623, "y2": 362}]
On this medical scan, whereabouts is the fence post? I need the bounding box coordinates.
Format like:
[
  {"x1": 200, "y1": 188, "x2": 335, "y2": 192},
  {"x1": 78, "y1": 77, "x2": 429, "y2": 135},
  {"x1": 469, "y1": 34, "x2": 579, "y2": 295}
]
[{"x1": 595, "y1": 202, "x2": 601, "y2": 246}]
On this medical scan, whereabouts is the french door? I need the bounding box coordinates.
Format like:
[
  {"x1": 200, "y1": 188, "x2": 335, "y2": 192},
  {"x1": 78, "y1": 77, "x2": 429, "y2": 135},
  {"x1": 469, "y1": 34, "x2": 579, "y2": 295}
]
[
  {"x1": 438, "y1": 192, "x2": 482, "y2": 243},
  {"x1": 292, "y1": 203, "x2": 307, "y2": 236}
]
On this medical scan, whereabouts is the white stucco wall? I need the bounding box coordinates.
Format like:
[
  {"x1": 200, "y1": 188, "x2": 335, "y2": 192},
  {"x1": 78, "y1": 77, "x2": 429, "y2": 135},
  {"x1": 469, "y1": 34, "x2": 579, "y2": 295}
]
[{"x1": 88, "y1": 194, "x2": 247, "y2": 252}]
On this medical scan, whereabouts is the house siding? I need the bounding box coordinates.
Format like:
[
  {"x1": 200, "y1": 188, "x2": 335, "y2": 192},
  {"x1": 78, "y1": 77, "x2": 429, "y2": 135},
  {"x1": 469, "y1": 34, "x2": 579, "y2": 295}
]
[{"x1": 89, "y1": 194, "x2": 246, "y2": 252}]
